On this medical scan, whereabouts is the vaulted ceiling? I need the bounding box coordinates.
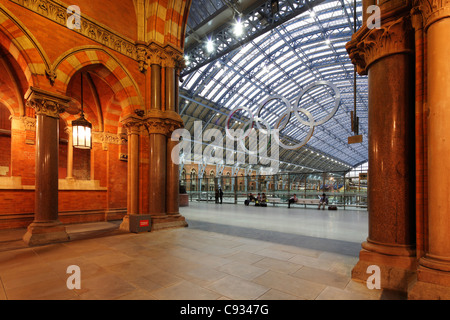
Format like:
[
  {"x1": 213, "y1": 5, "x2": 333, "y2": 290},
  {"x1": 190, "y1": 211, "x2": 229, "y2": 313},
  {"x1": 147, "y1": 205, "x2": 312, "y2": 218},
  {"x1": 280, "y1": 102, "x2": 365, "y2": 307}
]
[{"x1": 179, "y1": 0, "x2": 368, "y2": 174}]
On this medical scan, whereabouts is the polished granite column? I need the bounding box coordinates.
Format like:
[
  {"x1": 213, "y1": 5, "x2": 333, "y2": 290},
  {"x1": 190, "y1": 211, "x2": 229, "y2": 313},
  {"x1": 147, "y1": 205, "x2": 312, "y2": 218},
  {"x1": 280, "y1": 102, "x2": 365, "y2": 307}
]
[
  {"x1": 347, "y1": 1, "x2": 417, "y2": 292},
  {"x1": 409, "y1": 0, "x2": 450, "y2": 299},
  {"x1": 165, "y1": 64, "x2": 180, "y2": 215},
  {"x1": 65, "y1": 126, "x2": 74, "y2": 180},
  {"x1": 143, "y1": 43, "x2": 187, "y2": 229},
  {"x1": 120, "y1": 116, "x2": 144, "y2": 232},
  {"x1": 23, "y1": 87, "x2": 71, "y2": 246}
]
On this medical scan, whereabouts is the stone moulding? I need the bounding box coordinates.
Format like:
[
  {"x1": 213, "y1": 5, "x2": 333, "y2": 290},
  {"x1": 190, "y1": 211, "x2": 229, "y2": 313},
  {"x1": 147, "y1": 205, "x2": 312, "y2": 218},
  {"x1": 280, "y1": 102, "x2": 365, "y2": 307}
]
[
  {"x1": 414, "y1": 0, "x2": 450, "y2": 29},
  {"x1": 9, "y1": 0, "x2": 137, "y2": 60},
  {"x1": 347, "y1": 15, "x2": 414, "y2": 75}
]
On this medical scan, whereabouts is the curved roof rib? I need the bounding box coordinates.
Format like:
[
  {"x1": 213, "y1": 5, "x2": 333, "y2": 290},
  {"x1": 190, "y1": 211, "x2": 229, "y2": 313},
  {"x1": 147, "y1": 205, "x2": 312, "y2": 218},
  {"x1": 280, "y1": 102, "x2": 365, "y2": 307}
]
[{"x1": 180, "y1": 0, "x2": 368, "y2": 173}]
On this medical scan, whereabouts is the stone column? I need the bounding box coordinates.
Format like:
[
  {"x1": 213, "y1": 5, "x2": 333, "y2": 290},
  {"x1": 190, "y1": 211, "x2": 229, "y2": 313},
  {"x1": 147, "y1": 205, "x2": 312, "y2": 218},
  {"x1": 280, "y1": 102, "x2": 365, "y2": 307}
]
[
  {"x1": 65, "y1": 126, "x2": 74, "y2": 180},
  {"x1": 146, "y1": 117, "x2": 167, "y2": 215},
  {"x1": 120, "y1": 116, "x2": 143, "y2": 231},
  {"x1": 409, "y1": 0, "x2": 450, "y2": 299},
  {"x1": 165, "y1": 54, "x2": 182, "y2": 215},
  {"x1": 23, "y1": 87, "x2": 71, "y2": 246},
  {"x1": 166, "y1": 118, "x2": 183, "y2": 215},
  {"x1": 143, "y1": 43, "x2": 187, "y2": 230},
  {"x1": 347, "y1": 3, "x2": 417, "y2": 292}
]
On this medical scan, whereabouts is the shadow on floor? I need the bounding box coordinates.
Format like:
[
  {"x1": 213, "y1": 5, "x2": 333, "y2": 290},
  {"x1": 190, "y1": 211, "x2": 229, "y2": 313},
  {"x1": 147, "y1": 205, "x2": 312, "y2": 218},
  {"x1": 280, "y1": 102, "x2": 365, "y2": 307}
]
[{"x1": 187, "y1": 220, "x2": 362, "y2": 257}]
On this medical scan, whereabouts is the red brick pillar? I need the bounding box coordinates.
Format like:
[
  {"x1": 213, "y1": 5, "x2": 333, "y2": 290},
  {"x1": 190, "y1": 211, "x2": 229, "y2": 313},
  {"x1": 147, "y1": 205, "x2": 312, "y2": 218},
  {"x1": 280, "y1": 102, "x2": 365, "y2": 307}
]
[
  {"x1": 346, "y1": 2, "x2": 417, "y2": 292},
  {"x1": 23, "y1": 87, "x2": 71, "y2": 246}
]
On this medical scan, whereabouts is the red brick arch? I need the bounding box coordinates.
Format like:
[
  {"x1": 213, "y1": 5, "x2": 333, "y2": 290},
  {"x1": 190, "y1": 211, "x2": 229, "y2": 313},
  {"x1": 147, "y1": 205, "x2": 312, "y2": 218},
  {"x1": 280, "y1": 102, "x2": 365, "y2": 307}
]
[
  {"x1": 147, "y1": 0, "x2": 192, "y2": 49},
  {"x1": 0, "y1": 82, "x2": 20, "y2": 116},
  {"x1": 52, "y1": 47, "x2": 144, "y2": 133},
  {"x1": 0, "y1": 6, "x2": 51, "y2": 113}
]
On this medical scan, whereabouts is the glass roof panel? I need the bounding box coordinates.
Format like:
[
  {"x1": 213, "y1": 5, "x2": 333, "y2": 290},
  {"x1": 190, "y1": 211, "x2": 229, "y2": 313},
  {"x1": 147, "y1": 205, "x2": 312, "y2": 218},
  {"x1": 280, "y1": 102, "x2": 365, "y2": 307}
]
[{"x1": 181, "y1": 0, "x2": 368, "y2": 170}]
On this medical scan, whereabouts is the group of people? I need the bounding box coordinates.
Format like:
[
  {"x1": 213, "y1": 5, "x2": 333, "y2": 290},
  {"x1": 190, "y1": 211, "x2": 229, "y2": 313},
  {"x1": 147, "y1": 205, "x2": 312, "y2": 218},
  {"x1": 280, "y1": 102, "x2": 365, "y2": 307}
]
[
  {"x1": 244, "y1": 192, "x2": 330, "y2": 209},
  {"x1": 244, "y1": 193, "x2": 268, "y2": 207},
  {"x1": 288, "y1": 193, "x2": 329, "y2": 209}
]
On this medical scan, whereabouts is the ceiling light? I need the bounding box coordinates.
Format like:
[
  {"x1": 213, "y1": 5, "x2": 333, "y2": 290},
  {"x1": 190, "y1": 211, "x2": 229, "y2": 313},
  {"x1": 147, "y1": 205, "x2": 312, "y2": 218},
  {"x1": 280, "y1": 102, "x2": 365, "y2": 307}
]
[
  {"x1": 234, "y1": 20, "x2": 244, "y2": 37},
  {"x1": 206, "y1": 40, "x2": 215, "y2": 53}
]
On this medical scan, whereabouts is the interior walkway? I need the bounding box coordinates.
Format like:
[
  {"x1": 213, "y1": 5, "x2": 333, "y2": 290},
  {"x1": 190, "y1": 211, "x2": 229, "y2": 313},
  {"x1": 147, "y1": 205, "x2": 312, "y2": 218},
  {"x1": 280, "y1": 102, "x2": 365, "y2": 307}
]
[{"x1": 0, "y1": 202, "x2": 405, "y2": 300}]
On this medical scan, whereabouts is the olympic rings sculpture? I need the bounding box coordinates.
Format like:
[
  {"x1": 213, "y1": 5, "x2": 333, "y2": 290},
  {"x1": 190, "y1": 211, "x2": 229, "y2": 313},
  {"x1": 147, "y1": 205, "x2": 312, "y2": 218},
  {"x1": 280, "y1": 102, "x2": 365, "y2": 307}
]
[{"x1": 225, "y1": 81, "x2": 341, "y2": 152}]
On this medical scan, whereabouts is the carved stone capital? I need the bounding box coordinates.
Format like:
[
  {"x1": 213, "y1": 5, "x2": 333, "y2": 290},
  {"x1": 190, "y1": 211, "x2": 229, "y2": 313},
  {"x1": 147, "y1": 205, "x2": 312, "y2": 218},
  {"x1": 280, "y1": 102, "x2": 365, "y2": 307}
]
[
  {"x1": 140, "y1": 42, "x2": 185, "y2": 71},
  {"x1": 136, "y1": 42, "x2": 148, "y2": 72},
  {"x1": 144, "y1": 117, "x2": 183, "y2": 136},
  {"x1": 414, "y1": 0, "x2": 450, "y2": 29},
  {"x1": 145, "y1": 118, "x2": 170, "y2": 135},
  {"x1": 347, "y1": 15, "x2": 414, "y2": 75},
  {"x1": 25, "y1": 87, "x2": 71, "y2": 118},
  {"x1": 121, "y1": 115, "x2": 146, "y2": 135},
  {"x1": 162, "y1": 46, "x2": 184, "y2": 68},
  {"x1": 10, "y1": 115, "x2": 36, "y2": 132},
  {"x1": 147, "y1": 43, "x2": 164, "y2": 66}
]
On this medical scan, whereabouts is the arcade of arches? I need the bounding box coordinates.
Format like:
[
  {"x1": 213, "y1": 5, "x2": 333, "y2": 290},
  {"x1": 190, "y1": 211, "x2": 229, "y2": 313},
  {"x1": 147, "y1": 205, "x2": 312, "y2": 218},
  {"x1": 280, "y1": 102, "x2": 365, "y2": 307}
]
[
  {"x1": 0, "y1": 0, "x2": 450, "y2": 300},
  {"x1": 0, "y1": 0, "x2": 190, "y2": 242}
]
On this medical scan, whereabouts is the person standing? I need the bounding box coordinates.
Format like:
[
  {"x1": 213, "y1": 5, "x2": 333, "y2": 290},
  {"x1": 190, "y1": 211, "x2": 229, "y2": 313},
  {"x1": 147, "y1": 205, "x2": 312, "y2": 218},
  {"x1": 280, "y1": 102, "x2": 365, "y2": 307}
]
[{"x1": 219, "y1": 187, "x2": 223, "y2": 204}]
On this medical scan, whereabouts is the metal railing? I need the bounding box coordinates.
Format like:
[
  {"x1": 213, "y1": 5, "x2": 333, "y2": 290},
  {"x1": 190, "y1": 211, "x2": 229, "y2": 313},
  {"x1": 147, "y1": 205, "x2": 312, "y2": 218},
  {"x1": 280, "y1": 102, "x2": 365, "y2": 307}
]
[{"x1": 180, "y1": 171, "x2": 368, "y2": 209}]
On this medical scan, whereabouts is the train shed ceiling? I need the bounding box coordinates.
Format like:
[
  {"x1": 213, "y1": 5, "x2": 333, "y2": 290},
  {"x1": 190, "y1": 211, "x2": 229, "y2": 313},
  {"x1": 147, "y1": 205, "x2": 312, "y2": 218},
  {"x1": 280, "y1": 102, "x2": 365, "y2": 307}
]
[{"x1": 180, "y1": 0, "x2": 368, "y2": 173}]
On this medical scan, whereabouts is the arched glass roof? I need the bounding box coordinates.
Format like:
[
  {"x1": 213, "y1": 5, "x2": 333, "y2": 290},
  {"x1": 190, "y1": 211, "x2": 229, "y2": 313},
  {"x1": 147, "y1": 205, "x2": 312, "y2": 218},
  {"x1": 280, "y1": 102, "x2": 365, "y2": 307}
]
[{"x1": 180, "y1": 0, "x2": 368, "y2": 173}]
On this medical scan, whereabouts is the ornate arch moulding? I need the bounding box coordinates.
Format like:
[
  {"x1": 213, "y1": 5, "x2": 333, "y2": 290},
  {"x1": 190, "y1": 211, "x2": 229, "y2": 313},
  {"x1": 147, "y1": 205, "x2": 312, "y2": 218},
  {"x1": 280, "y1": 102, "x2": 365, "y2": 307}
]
[
  {"x1": 0, "y1": 4, "x2": 54, "y2": 90},
  {"x1": 9, "y1": 0, "x2": 138, "y2": 61}
]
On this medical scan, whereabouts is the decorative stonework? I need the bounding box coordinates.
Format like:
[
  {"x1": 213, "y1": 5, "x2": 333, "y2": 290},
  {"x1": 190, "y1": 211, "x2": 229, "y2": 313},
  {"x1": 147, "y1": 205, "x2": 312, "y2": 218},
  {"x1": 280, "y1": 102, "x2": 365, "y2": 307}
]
[
  {"x1": 139, "y1": 42, "x2": 185, "y2": 71},
  {"x1": 10, "y1": 115, "x2": 37, "y2": 132},
  {"x1": 347, "y1": 15, "x2": 414, "y2": 75},
  {"x1": 9, "y1": 0, "x2": 137, "y2": 60},
  {"x1": 121, "y1": 111, "x2": 183, "y2": 137},
  {"x1": 10, "y1": 115, "x2": 37, "y2": 144},
  {"x1": 136, "y1": 43, "x2": 148, "y2": 72},
  {"x1": 144, "y1": 111, "x2": 184, "y2": 136},
  {"x1": 415, "y1": 0, "x2": 450, "y2": 28},
  {"x1": 92, "y1": 131, "x2": 125, "y2": 145},
  {"x1": 145, "y1": 118, "x2": 171, "y2": 136},
  {"x1": 25, "y1": 87, "x2": 71, "y2": 118}
]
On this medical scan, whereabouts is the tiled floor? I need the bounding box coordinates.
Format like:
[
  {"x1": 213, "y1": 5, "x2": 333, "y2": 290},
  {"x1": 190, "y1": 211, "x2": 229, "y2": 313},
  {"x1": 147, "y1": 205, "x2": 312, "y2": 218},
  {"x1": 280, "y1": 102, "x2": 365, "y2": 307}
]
[{"x1": 0, "y1": 202, "x2": 404, "y2": 300}]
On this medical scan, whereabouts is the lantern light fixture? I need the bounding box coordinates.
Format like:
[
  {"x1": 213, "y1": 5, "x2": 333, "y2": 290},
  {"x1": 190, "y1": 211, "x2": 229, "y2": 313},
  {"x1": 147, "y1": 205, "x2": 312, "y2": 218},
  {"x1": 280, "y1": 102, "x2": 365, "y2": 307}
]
[{"x1": 72, "y1": 72, "x2": 92, "y2": 149}]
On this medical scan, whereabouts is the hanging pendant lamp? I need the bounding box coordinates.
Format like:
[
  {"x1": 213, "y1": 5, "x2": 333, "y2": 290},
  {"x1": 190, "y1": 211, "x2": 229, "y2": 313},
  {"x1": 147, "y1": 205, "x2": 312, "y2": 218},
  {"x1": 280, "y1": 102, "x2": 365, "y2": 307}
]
[{"x1": 72, "y1": 72, "x2": 92, "y2": 149}]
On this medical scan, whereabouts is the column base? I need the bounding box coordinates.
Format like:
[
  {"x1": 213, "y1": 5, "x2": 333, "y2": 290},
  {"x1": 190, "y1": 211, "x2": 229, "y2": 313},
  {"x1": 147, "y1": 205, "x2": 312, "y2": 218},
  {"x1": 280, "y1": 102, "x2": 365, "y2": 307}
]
[
  {"x1": 179, "y1": 194, "x2": 189, "y2": 207},
  {"x1": 23, "y1": 221, "x2": 70, "y2": 247},
  {"x1": 119, "y1": 214, "x2": 131, "y2": 232},
  {"x1": 408, "y1": 265, "x2": 450, "y2": 299},
  {"x1": 150, "y1": 214, "x2": 188, "y2": 231},
  {"x1": 352, "y1": 241, "x2": 417, "y2": 292}
]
